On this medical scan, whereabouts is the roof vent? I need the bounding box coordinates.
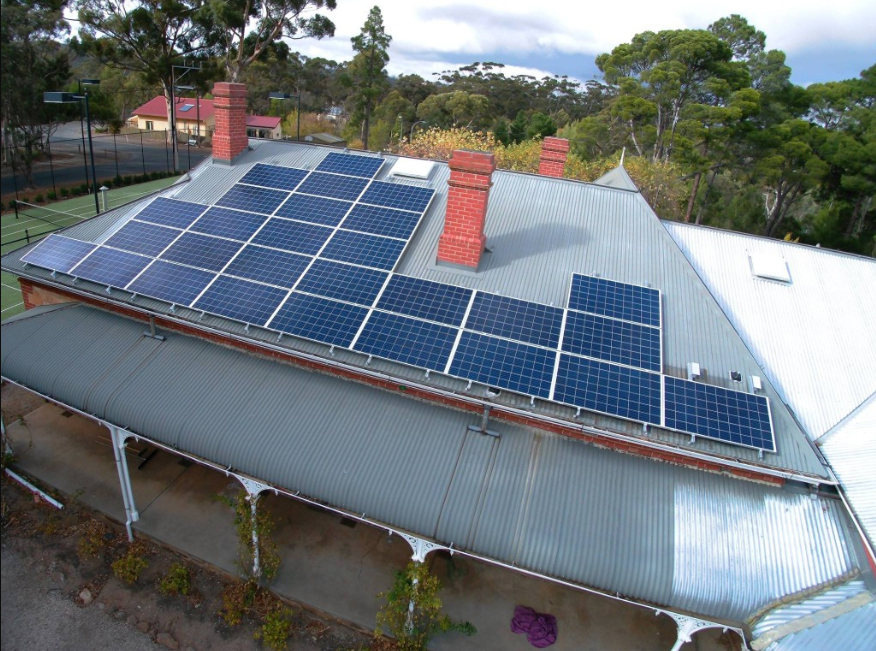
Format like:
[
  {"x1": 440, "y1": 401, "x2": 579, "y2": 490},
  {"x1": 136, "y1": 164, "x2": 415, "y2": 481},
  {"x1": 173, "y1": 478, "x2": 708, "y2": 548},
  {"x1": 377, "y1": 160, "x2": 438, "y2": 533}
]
[
  {"x1": 730, "y1": 371, "x2": 742, "y2": 383},
  {"x1": 749, "y1": 252, "x2": 790, "y2": 282},
  {"x1": 750, "y1": 375, "x2": 763, "y2": 392},
  {"x1": 687, "y1": 362, "x2": 701, "y2": 381},
  {"x1": 391, "y1": 158, "x2": 435, "y2": 180}
]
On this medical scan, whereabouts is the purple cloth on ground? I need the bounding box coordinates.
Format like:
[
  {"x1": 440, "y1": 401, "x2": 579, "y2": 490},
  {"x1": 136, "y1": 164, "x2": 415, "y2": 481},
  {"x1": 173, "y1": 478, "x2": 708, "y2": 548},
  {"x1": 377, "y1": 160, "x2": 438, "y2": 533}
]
[{"x1": 511, "y1": 605, "x2": 558, "y2": 648}]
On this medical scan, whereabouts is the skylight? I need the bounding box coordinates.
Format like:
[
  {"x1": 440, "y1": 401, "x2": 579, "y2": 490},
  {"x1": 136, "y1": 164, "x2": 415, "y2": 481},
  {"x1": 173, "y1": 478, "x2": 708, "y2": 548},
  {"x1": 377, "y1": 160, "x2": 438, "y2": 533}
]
[
  {"x1": 749, "y1": 252, "x2": 791, "y2": 282},
  {"x1": 179, "y1": 104, "x2": 194, "y2": 112}
]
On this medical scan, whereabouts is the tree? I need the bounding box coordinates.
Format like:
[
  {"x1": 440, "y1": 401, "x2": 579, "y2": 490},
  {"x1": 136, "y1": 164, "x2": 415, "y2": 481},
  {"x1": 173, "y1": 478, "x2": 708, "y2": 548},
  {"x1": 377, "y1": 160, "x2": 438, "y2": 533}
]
[
  {"x1": 76, "y1": 0, "x2": 215, "y2": 169},
  {"x1": 198, "y1": 0, "x2": 336, "y2": 83},
  {"x1": 415, "y1": 91, "x2": 490, "y2": 130},
  {"x1": 1, "y1": 0, "x2": 71, "y2": 187},
  {"x1": 346, "y1": 5, "x2": 391, "y2": 149}
]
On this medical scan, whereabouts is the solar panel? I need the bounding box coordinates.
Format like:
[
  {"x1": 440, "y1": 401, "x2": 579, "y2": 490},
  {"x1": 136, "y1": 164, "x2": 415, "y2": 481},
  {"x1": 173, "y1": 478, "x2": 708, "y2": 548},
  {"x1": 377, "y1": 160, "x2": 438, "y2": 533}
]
[
  {"x1": 69, "y1": 247, "x2": 151, "y2": 288},
  {"x1": 376, "y1": 275, "x2": 472, "y2": 326},
  {"x1": 315, "y1": 152, "x2": 384, "y2": 178},
  {"x1": 223, "y1": 245, "x2": 310, "y2": 288},
  {"x1": 268, "y1": 292, "x2": 368, "y2": 347},
  {"x1": 449, "y1": 332, "x2": 555, "y2": 399},
  {"x1": 239, "y1": 163, "x2": 307, "y2": 191},
  {"x1": 354, "y1": 312, "x2": 458, "y2": 370},
  {"x1": 664, "y1": 377, "x2": 774, "y2": 451},
  {"x1": 189, "y1": 207, "x2": 267, "y2": 242},
  {"x1": 360, "y1": 181, "x2": 434, "y2": 213},
  {"x1": 192, "y1": 275, "x2": 287, "y2": 324},
  {"x1": 21, "y1": 234, "x2": 97, "y2": 273},
  {"x1": 342, "y1": 204, "x2": 423, "y2": 239},
  {"x1": 159, "y1": 232, "x2": 242, "y2": 272},
  {"x1": 465, "y1": 293, "x2": 563, "y2": 348},
  {"x1": 295, "y1": 259, "x2": 387, "y2": 306},
  {"x1": 216, "y1": 184, "x2": 289, "y2": 215},
  {"x1": 296, "y1": 172, "x2": 369, "y2": 202},
  {"x1": 553, "y1": 354, "x2": 662, "y2": 424},
  {"x1": 275, "y1": 194, "x2": 352, "y2": 226},
  {"x1": 569, "y1": 274, "x2": 660, "y2": 327},
  {"x1": 562, "y1": 311, "x2": 661, "y2": 372},
  {"x1": 105, "y1": 220, "x2": 180, "y2": 257},
  {"x1": 127, "y1": 260, "x2": 215, "y2": 305},
  {"x1": 320, "y1": 230, "x2": 406, "y2": 271},
  {"x1": 250, "y1": 218, "x2": 333, "y2": 256},
  {"x1": 135, "y1": 197, "x2": 206, "y2": 229}
]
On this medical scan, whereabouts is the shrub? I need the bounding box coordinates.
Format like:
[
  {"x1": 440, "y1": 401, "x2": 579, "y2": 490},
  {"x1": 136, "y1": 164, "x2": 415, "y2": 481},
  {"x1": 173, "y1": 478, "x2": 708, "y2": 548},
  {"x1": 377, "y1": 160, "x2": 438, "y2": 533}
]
[
  {"x1": 254, "y1": 607, "x2": 295, "y2": 651},
  {"x1": 77, "y1": 518, "x2": 112, "y2": 560},
  {"x1": 111, "y1": 542, "x2": 149, "y2": 585},
  {"x1": 47, "y1": 191, "x2": 57, "y2": 201},
  {"x1": 158, "y1": 562, "x2": 191, "y2": 596},
  {"x1": 34, "y1": 193, "x2": 44, "y2": 203},
  {"x1": 114, "y1": 175, "x2": 123, "y2": 187},
  {"x1": 220, "y1": 580, "x2": 259, "y2": 627},
  {"x1": 60, "y1": 188, "x2": 70, "y2": 198}
]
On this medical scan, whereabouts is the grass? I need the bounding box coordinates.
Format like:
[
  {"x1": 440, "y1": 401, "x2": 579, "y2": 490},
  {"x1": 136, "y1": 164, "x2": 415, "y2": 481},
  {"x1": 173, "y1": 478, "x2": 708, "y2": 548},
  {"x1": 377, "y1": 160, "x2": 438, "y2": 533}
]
[{"x1": 1, "y1": 176, "x2": 181, "y2": 320}]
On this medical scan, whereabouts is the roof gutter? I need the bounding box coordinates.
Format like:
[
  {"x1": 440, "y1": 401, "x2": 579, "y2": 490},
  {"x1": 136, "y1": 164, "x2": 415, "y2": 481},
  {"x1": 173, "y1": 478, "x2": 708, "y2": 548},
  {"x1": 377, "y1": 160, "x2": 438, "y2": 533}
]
[
  {"x1": 0, "y1": 278, "x2": 834, "y2": 488},
  {"x1": 0, "y1": 375, "x2": 750, "y2": 649}
]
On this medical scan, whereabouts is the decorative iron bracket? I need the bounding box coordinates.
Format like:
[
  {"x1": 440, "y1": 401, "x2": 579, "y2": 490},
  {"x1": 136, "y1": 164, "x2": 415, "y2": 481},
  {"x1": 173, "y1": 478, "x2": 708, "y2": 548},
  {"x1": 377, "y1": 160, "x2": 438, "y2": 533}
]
[{"x1": 397, "y1": 533, "x2": 452, "y2": 562}]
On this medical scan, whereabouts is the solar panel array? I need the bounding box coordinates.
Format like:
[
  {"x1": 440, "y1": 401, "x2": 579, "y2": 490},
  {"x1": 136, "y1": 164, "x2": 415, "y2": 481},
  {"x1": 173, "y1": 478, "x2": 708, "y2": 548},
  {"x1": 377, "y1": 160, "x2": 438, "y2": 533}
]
[{"x1": 20, "y1": 153, "x2": 774, "y2": 452}]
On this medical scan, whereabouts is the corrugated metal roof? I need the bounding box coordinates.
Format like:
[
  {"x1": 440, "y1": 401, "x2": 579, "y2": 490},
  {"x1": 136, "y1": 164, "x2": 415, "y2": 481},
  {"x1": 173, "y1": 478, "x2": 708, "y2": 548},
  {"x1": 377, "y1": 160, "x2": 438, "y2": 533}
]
[
  {"x1": 2, "y1": 140, "x2": 828, "y2": 478},
  {"x1": 752, "y1": 579, "x2": 868, "y2": 636},
  {"x1": 664, "y1": 223, "x2": 876, "y2": 441},
  {"x1": 0, "y1": 304, "x2": 864, "y2": 623},
  {"x1": 818, "y1": 396, "x2": 876, "y2": 552}
]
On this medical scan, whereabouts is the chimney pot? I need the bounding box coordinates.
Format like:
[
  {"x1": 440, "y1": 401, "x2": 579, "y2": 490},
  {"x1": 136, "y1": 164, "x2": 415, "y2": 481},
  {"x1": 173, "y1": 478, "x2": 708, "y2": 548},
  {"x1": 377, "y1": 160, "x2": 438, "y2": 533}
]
[
  {"x1": 436, "y1": 150, "x2": 496, "y2": 270},
  {"x1": 539, "y1": 136, "x2": 570, "y2": 177}
]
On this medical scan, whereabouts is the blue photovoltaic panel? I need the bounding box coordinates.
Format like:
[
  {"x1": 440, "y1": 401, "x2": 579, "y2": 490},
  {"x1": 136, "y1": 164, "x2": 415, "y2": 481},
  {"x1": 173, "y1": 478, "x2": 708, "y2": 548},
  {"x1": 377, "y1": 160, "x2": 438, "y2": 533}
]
[
  {"x1": 250, "y1": 218, "x2": 333, "y2": 256},
  {"x1": 296, "y1": 259, "x2": 387, "y2": 306},
  {"x1": 135, "y1": 197, "x2": 206, "y2": 229},
  {"x1": 127, "y1": 260, "x2": 215, "y2": 305},
  {"x1": 216, "y1": 184, "x2": 289, "y2": 215},
  {"x1": 239, "y1": 163, "x2": 307, "y2": 191},
  {"x1": 562, "y1": 311, "x2": 661, "y2": 372},
  {"x1": 105, "y1": 220, "x2": 180, "y2": 257},
  {"x1": 192, "y1": 275, "x2": 287, "y2": 325},
  {"x1": 664, "y1": 377, "x2": 774, "y2": 451},
  {"x1": 360, "y1": 181, "x2": 434, "y2": 213},
  {"x1": 21, "y1": 234, "x2": 97, "y2": 273},
  {"x1": 315, "y1": 152, "x2": 384, "y2": 178},
  {"x1": 275, "y1": 194, "x2": 352, "y2": 226},
  {"x1": 354, "y1": 312, "x2": 458, "y2": 370},
  {"x1": 554, "y1": 354, "x2": 662, "y2": 424},
  {"x1": 465, "y1": 293, "x2": 563, "y2": 348},
  {"x1": 189, "y1": 207, "x2": 267, "y2": 242},
  {"x1": 376, "y1": 275, "x2": 472, "y2": 326},
  {"x1": 159, "y1": 232, "x2": 242, "y2": 272},
  {"x1": 569, "y1": 274, "x2": 660, "y2": 327},
  {"x1": 268, "y1": 292, "x2": 368, "y2": 347},
  {"x1": 296, "y1": 172, "x2": 369, "y2": 202},
  {"x1": 449, "y1": 332, "x2": 555, "y2": 399},
  {"x1": 342, "y1": 204, "x2": 422, "y2": 239},
  {"x1": 320, "y1": 230, "x2": 406, "y2": 271},
  {"x1": 224, "y1": 245, "x2": 310, "y2": 288},
  {"x1": 70, "y1": 247, "x2": 150, "y2": 288}
]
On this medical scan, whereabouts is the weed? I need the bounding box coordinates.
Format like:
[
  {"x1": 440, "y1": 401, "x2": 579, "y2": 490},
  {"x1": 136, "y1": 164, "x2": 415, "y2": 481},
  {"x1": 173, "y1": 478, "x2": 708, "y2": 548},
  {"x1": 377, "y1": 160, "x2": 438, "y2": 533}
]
[
  {"x1": 77, "y1": 518, "x2": 112, "y2": 560},
  {"x1": 254, "y1": 607, "x2": 295, "y2": 651},
  {"x1": 111, "y1": 541, "x2": 149, "y2": 584},
  {"x1": 158, "y1": 562, "x2": 192, "y2": 596},
  {"x1": 220, "y1": 579, "x2": 259, "y2": 627}
]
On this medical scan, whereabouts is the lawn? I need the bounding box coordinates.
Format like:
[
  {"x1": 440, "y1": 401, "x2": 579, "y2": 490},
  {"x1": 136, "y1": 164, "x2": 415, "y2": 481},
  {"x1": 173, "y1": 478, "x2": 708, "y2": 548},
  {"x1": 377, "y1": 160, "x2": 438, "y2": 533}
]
[{"x1": 1, "y1": 176, "x2": 181, "y2": 320}]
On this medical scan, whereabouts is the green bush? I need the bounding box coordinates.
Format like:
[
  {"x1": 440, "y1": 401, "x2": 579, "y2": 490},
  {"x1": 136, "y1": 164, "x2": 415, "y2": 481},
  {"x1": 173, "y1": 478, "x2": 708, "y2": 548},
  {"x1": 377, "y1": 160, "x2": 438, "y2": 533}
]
[
  {"x1": 158, "y1": 562, "x2": 192, "y2": 596},
  {"x1": 47, "y1": 191, "x2": 57, "y2": 200},
  {"x1": 112, "y1": 542, "x2": 149, "y2": 585},
  {"x1": 60, "y1": 187, "x2": 70, "y2": 198},
  {"x1": 254, "y1": 608, "x2": 295, "y2": 651},
  {"x1": 114, "y1": 175, "x2": 123, "y2": 187},
  {"x1": 34, "y1": 193, "x2": 44, "y2": 203}
]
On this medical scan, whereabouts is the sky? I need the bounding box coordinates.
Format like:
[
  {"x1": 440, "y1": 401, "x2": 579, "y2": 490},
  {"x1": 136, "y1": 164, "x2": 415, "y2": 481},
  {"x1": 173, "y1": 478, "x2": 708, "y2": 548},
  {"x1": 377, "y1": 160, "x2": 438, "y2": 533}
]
[{"x1": 290, "y1": 0, "x2": 876, "y2": 87}]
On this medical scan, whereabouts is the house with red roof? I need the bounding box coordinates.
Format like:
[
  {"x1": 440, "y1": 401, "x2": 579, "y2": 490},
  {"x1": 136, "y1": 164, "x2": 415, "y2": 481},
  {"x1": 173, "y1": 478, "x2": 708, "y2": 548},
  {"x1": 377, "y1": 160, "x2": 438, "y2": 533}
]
[{"x1": 130, "y1": 95, "x2": 282, "y2": 141}]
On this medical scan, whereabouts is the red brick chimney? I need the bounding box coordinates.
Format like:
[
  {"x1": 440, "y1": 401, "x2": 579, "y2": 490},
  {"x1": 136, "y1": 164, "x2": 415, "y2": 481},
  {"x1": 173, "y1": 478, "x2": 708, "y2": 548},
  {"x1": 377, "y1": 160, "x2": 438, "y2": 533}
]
[
  {"x1": 436, "y1": 150, "x2": 496, "y2": 269},
  {"x1": 212, "y1": 82, "x2": 249, "y2": 164},
  {"x1": 538, "y1": 136, "x2": 569, "y2": 178}
]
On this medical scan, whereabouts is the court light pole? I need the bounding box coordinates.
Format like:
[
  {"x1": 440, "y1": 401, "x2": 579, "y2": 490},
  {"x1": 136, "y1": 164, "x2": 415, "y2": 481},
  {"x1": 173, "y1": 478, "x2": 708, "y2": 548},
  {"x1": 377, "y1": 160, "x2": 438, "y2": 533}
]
[
  {"x1": 77, "y1": 78, "x2": 100, "y2": 198},
  {"x1": 45, "y1": 91, "x2": 100, "y2": 215}
]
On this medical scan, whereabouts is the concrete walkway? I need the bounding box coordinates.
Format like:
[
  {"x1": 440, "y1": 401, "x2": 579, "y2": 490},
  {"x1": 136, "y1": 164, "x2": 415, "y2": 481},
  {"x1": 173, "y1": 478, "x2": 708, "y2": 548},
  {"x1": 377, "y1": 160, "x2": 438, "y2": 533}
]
[{"x1": 6, "y1": 403, "x2": 730, "y2": 651}]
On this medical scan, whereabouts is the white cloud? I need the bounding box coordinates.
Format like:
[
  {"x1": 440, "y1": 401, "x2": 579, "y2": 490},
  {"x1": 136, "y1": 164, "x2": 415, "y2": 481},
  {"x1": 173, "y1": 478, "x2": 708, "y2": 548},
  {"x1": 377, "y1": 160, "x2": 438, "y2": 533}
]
[{"x1": 289, "y1": 0, "x2": 875, "y2": 80}]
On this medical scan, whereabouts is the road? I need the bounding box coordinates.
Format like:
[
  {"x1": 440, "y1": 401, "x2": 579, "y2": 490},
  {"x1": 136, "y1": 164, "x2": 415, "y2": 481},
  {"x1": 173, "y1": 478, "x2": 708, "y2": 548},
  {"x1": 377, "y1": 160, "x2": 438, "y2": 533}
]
[{"x1": 2, "y1": 122, "x2": 210, "y2": 197}]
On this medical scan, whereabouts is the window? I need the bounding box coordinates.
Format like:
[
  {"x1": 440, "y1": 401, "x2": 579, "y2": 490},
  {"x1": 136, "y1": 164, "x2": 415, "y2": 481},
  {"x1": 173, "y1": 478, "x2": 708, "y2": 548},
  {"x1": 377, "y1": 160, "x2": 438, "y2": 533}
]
[{"x1": 145, "y1": 121, "x2": 154, "y2": 131}]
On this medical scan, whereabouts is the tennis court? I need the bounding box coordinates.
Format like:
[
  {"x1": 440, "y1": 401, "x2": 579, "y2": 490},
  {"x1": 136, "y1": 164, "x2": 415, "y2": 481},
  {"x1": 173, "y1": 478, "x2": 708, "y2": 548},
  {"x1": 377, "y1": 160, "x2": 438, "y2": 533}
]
[{"x1": 2, "y1": 176, "x2": 180, "y2": 319}]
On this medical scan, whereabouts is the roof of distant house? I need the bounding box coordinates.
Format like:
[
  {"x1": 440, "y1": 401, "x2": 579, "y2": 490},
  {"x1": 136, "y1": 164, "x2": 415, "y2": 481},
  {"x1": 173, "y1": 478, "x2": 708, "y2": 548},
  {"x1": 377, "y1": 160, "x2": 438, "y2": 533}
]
[
  {"x1": 246, "y1": 115, "x2": 281, "y2": 129},
  {"x1": 131, "y1": 96, "x2": 216, "y2": 121}
]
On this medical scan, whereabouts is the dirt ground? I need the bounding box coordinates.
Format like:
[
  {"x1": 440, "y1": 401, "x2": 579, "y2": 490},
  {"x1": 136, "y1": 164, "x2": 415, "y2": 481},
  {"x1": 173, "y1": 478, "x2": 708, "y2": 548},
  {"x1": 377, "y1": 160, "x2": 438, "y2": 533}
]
[{"x1": 1, "y1": 387, "x2": 376, "y2": 651}]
